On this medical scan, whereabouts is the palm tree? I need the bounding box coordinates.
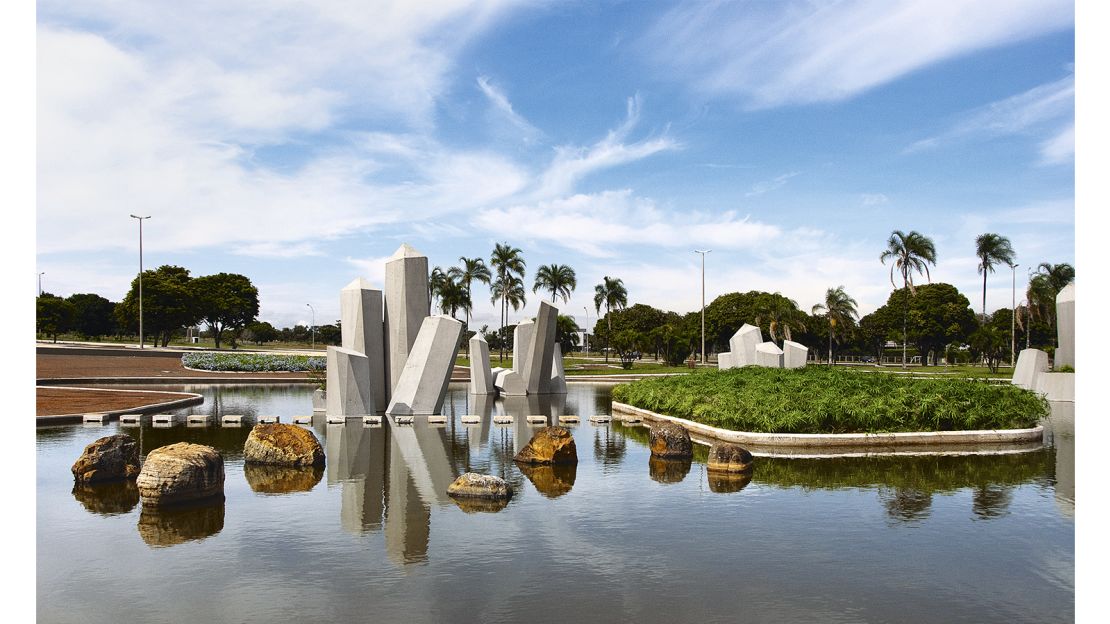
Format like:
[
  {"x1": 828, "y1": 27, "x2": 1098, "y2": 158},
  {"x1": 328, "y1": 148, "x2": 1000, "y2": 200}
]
[
  {"x1": 593, "y1": 276, "x2": 628, "y2": 363},
  {"x1": 1029, "y1": 262, "x2": 1075, "y2": 348},
  {"x1": 437, "y1": 274, "x2": 470, "y2": 322},
  {"x1": 428, "y1": 266, "x2": 448, "y2": 315},
  {"x1": 880, "y1": 230, "x2": 937, "y2": 368},
  {"x1": 1035, "y1": 262, "x2": 1075, "y2": 293},
  {"x1": 812, "y1": 286, "x2": 859, "y2": 365},
  {"x1": 533, "y1": 264, "x2": 577, "y2": 303},
  {"x1": 756, "y1": 295, "x2": 806, "y2": 346},
  {"x1": 975, "y1": 233, "x2": 1016, "y2": 318},
  {"x1": 449, "y1": 257, "x2": 492, "y2": 342},
  {"x1": 490, "y1": 243, "x2": 526, "y2": 360}
]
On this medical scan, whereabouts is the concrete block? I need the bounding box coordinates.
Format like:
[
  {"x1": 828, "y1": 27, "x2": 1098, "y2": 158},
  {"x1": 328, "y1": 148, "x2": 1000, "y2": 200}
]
[
  {"x1": 493, "y1": 415, "x2": 514, "y2": 425},
  {"x1": 363, "y1": 415, "x2": 382, "y2": 425},
  {"x1": 119, "y1": 413, "x2": 142, "y2": 425},
  {"x1": 186, "y1": 414, "x2": 210, "y2": 424},
  {"x1": 558, "y1": 415, "x2": 580, "y2": 424},
  {"x1": 292, "y1": 415, "x2": 313, "y2": 425},
  {"x1": 549, "y1": 343, "x2": 568, "y2": 394},
  {"x1": 782, "y1": 341, "x2": 808, "y2": 369},
  {"x1": 427, "y1": 414, "x2": 448, "y2": 424},
  {"x1": 1013, "y1": 348, "x2": 1049, "y2": 390},
  {"x1": 258, "y1": 415, "x2": 280, "y2": 424},
  {"x1": 512, "y1": 320, "x2": 535, "y2": 374},
  {"x1": 461, "y1": 414, "x2": 481, "y2": 424},
  {"x1": 1035, "y1": 372, "x2": 1075, "y2": 402},
  {"x1": 152, "y1": 413, "x2": 177, "y2": 425},
  {"x1": 222, "y1": 414, "x2": 245, "y2": 425},
  {"x1": 620, "y1": 414, "x2": 642, "y2": 423},
  {"x1": 755, "y1": 342, "x2": 784, "y2": 368},
  {"x1": 341, "y1": 277, "x2": 387, "y2": 413},
  {"x1": 386, "y1": 315, "x2": 463, "y2": 415},
  {"x1": 494, "y1": 369, "x2": 527, "y2": 396},
  {"x1": 152, "y1": 420, "x2": 177, "y2": 429},
  {"x1": 729, "y1": 324, "x2": 762, "y2": 367},
  {"x1": 392, "y1": 415, "x2": 415, "y2": 425},
  {"x1": 82, "y1": 413, "x2": 109, "y2": 424},
  {"x1": 327, "y1": 346, "x2": 374, "y2": 419},
  {"x1": 384, "y1": 244, "x2": 430, "y2": 396},
  {"x1": 588, "y1": 414, "x2": 610, "y2": 424},
  {"x1": 469, "y1": 333, "x2": 496, "y2": 395},
  {"x1": 526, "y1": 415, "x2": 548, "y2": 424},
  {"x1": 187, "y1": 421, "x2": 208, "y2": 428},
  {"x1": 522, "y1": 302, "x2": 558, "y2": 394},
  {"x1": 326, "y1": 414, "x2": 349, "y2": 424},
  {"x1": 717, "y1": 352, "x2": 733, "y2": 370},
  {"x1": 1055, "y1": 282, "x2": 1075, "y2": 369}
]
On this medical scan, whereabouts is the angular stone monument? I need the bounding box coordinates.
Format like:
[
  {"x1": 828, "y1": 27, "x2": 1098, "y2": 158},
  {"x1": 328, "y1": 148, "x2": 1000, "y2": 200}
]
[
  {"x1": 550, "y1": 343, "x2": 567, "y2": 394},
  {"x1": 384, "y1": 244, "x2": 430, "y2": 397},
  {"x1": 327, "y1": 347, "x2": 374, "y2": 419},
  {"x1": 341, "y1": 277, "x2": 387, "y2": 413},
  {"x1": 729, "y1": 324, "x2": 762, "y2": 367},
  {"x1": 717, "y1": 352, "x2": 733, "y2": 370},
  {"x1": 755, "y1": 342, "x2": 784, "y2": 368},
  {"x1": 782, "y1": 340, "x2": 808, "y2": 369},
  {"x1": 522, "y1": 301, "x2": 558, "y2": 394},
  {"x1": 469, "y1": 334, "x2": 495, "y2": 395},
  {"x1": 512, "y1": 319, "x2": 535, "y2": 375},
  {"x1": 1055, "y1": 282, "x2": 1075, "y2": 369},
  {"x1": 1012, "y1": 348, "x2": 1049, "y2": 391},
  {"x1": 494, "y1": 369, "x2": 526, "y2": 396},
  {"x1": 386, "y1": 315, "x2": 463, "y2": 415}
]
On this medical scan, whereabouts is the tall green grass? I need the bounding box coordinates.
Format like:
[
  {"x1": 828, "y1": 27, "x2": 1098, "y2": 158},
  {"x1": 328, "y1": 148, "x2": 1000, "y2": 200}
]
[{"x1": 611, "y1": 367, "x2": 1047, "y2": 433}]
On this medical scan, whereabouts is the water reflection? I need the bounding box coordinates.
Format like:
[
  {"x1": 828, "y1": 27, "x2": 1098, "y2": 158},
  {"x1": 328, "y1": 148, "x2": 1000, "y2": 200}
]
[
  {"x1": 707, "y1": 471, "x2": 753, "y2": 493},
  {"x1": 244, "y1": 464, "x2": 324, "y2": 494},
  {"x1": 518, "y1": 463, "x2": 577, "y2": 498},
  {"x1": 879, "y1": 488, "x2": 933, "y2": 523},
  {"x1": 593, "y1": 426, "x2": 626, "y2": 467},
  {"x1": 648, "y1": 456, "x2": 691, "y2": 484},
  {"x1": 1044, "y1": 401, "x2": 1074, "y2": 517},
  {"x1": 72, "y1": 480, "x2": 139, "y2": 516},
  {"x1": 137, "y1": 500, "x2": 225, "y2": 547},
  {"x1": 972, "y1": 485, "x2": 1014, "y2": 519}
]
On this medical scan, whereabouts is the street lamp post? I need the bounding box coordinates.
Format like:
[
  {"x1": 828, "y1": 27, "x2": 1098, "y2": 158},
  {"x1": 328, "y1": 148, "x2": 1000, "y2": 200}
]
[
  {"x1": 38, "y1": 272, "x2": 44, "y2": 296},
  {"x1": 582, "y1": 307, "x2": 590, "y2": 355},
  {"x1": 1010, "y1": 263, "x2": 1018, "y2": 366},
  {"x1": 129, "y1": 215, "x2": 150, "y2": 348},
  {"x1": 306, "y1": 303, "x2": 316, "y2": 350},
  {"x1": 694, "y1": 250, "x2": 711, "y2": 364}
]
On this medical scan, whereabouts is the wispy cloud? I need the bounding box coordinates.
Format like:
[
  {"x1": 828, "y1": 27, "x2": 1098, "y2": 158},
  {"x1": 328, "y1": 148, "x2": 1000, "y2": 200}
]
[
  {"x1": 477, "y1": 75, "x2": 543, "y2": 142},
  {"x1": 1039, "y1": 122, "x2": 1074, "y2": 164},
  {"x1": 641, "y1": 0, "x2": 1073, "y2": 108},
  {"x1": 745, "y1": 171, "x2": 799, "y2": 197},
  {"x1": 861, "y1": 193, "x2": 889, "y2": 207}
]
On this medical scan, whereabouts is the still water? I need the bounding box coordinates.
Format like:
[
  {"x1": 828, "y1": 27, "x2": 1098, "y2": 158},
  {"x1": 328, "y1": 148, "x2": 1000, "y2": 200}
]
[{"x1": 38, "y1": 383, "x2": 1074, "y2": 623}]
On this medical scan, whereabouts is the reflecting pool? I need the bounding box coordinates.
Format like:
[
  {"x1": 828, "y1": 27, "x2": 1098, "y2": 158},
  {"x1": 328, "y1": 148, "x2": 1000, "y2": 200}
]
[{"x1": 37, "y1": 383, "x2": 1074, "y2": 623}]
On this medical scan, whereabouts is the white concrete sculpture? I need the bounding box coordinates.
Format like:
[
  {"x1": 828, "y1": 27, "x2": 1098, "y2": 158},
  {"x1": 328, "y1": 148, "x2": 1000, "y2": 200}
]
[
  {"x1": 522, "y1": 301, "x2": 558, "y2": 394},
  {"x1": 386, "y1": 315, "x2": 463, "y2": 415},
  {"x1": 717, "y1": 352, "x2": 733, "y2": 370},
  {"x1": 782, "y1": 340, "x2": 808, "y2": 369},
  {"x1": 384, "y1": 244, "x2": 430, "y2": 397},
  {"x1": 327, "y1": 346, "x2": 374, "y2": 419},
  {"x1": 469, "y1": 333, "x2": 495, "y2": 395},
  {"x1": 494, "y1": 369, "x2": 526, "y2": 396},
  {"x1": 1012, "y1": 348, "x2": 1049, "y2": 390},
  {"x1": 729, "y1": 324, "x2": 762, "y2": 367},
  {"x1": 1055, "y1": 282, "x2": 1075, "y2": 369},
  {"x1": 512, "y1": 319, "x2": 535, "y2": 375},
  {"x1": 341, "y1": 277, "x2": 387, "y2": 413},
  {"x1": 755, "y1": 342, "x2": 784, "y2": 368},
  {"x1": 550, "y1": 343, "x2": 567, "y2": 394}
]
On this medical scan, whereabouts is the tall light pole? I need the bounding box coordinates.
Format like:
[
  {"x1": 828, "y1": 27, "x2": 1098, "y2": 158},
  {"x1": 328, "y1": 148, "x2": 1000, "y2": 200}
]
[
  {"x1": 306, "y1": 303, "x2": 316, "y2": 350},
  {"x1": 38, "y1": 272, "x2": 44, "y2": 296},
  {"x1": 130, "y1": 215, "x2": 150, "y2": 349},
  {"x1": 1010, "y1": 262, "x2": 1018, "y2": 366},
  {"x1": 582, "y1": 306, "x2": 590, "y2": 355},
  {"x1": 694, "y1": 249, "x2": 711, "y2": 364}
]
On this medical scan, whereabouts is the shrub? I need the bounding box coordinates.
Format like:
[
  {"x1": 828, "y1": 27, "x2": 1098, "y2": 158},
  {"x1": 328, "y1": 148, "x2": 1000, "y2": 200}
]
[{"x1": 182, "y1": 352, "x2": 326, "y2": 372}]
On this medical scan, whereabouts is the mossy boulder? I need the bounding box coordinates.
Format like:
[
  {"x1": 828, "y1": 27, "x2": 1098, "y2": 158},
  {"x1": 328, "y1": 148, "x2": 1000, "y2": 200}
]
[
  {"x1": 649, "y1": 422, "x2": 693, "y2": 458},
  {"x1": 243, "y1": 423, "x2": 325, "y2": 467},
  {"x1": 706, "y1": 443, "x2": 754, "y2": 473},
  {"x1": 136, "y1": 443, "x2": 224, "y2": 507},
  {"x1": 71, "y1": 434, "x2": 141, "y2": 483},
  {"x1": 514, "y1": 426, "x2": 578, "y2": 464}
]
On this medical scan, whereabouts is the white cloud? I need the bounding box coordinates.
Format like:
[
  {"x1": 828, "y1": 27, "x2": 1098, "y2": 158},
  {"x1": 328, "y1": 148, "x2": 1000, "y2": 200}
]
[
  {"x1": 745, "y1": 171, "x2": 800, "y2": 197},
  {"x1": 1040, "y1": 122, "x2": 1075, "y2": 164},
  {"x1": 642, "y1": 0, "x2": 1073, "y2": 108},
  {"x1": 477, "y1": 75, "x2": 543, "y2": 142},
  {"x1": 861, "y1": 193, "x2": 890, "y2": 206}
]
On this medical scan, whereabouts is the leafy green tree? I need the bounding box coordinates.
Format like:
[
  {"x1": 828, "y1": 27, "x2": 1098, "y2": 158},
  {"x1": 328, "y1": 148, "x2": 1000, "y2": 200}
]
[
  {"x1": 703, "y1": 291, "x2": 806, "y2": 351},
  {"x1": 191, "y1": 272, "x2": 260, "y2": 349},
  {"x1": 533, "y1": 264, "x2": 577, "y2": 303},
  {"x1": 974, "y1": 233, "x2": 1016, "y2": 318},
  {"x1": 449, "y1": 257, "x2": 491, "y2": 333},
  {"x1": 880, "y1": 230, "x2": 937, "y2": 367},
  {"x1": 755, "y1": 294, "x2": 807, "y2": 345},
  {"x1": 245, "y1": 321, "x2": 278, "y2": 345},
  {"x1": 316, "y1": 324, "x2": 342, "y2": 346},
  {"x1": 609, "y1": 329, "x2": 643, "y2": 370},
  {"x1": 436, "y1": 273, "x2": 470, "y2": 321},
  {"x1": 116, "y1": 265, "x2": 199, "y2": 347},
  {"x1": 1027, "y1": 262, "x2": 1074, "y2": 349},
  {"x1": 490, "y1": 243, "x2": 526, "y2": 360},
  {"x1": 66, "y1": 293, "x2": 116, "y2": 339},
  {"x1": 970, "y1": 325, "x2": 1007, "y2": 373},
  {"x1": 652, "y1": 318, "x2": 698, "y2": 366},
  {"x1": 882, "y1": 284, "x2": 976, "y2": 366},
  {"x1": 811, "y1": 286, "x2": 859, "y2": 364},
  {"x1": 37, "y1": 294, "x2": 76, "y2": 342},
  {"x1": 555, "y1": 314, "x2": 581, "y2": 353},
  {"x1": 856, "y1": 311, "x2": 892, "y2": 361},
  {"x1": 593, "y1": 276, "x2": 628, "y2": 363}
]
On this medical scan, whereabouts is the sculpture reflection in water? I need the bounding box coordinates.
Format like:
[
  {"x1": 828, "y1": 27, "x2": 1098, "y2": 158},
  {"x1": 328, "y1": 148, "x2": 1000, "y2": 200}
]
[
  {"x1": 72, "y1": 480, "x2": 139, "y2": 516},
  {"x1": 137, "y1": 500, "x2": 225, "y2": 548}
]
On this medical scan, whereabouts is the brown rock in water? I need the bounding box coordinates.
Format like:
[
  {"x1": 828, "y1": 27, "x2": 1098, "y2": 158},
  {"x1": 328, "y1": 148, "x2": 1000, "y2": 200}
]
[
  {"x1": 707, "y1": 470, "x2": 753, "y2": 493},
  {"x1": 243, "y1": 423, "x2": 325, "y2": 467},
  {"x1": 649, "y1": 455, "x2": 692, "y2": 484},
  {"x1": 71, "y1": 434, "x2": 141, "y2": 483},
  {"x1": 514, "y1": 426, "x2": 578, "y2": 464},
  {"x1": 706, "y1": 443, "x2": 754, "y2": 473},
  {"x1": 649, "y1": 422, "x2": 693, "y2": 458},
  {"x1": 518, "y1": 463, "x2": 577, "y2": 498},
  {"x1": 244, "y1": 463, "x2": 324, "y2": 494},
  {"x1": 136, "y1": 443, "x2": 224, "y2": 507},
  {"x1": 137, "y1": 501, "x2": 225, "y2": 547},
  {"x1": 447, "y1": 473, "x2": 513, "y2": 499}
]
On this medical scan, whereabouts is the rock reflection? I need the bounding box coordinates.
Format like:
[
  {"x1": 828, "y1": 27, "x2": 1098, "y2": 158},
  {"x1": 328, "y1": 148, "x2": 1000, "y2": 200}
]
[
  {"x1": 450, "y1": 496, "x2": 511, "y2": 514},
  {"x1": 707, "y1": 471, "x2": 753, "y2": 493},
  {"x1": 137, "y1": 500, "x2": 225, "y2": 547},
  {"x1": 244, "y1": 463, "x2": 323, "y2": 495},
  {"x1": 72, "y1": 480, "x2": 139, "y2": 516},
  {"x1": 880, "y1": 488, "x2": 933, "y2": 523},
  {"x1": 519, "y1": 462, "x2": 577, "y2": 498},
  {"x1": 648, "y1": 456, "x2": 691, "y2": 484}
]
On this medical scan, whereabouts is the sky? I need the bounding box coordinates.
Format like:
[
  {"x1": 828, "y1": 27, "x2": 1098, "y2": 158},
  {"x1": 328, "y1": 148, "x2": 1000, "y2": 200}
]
[{"x1": 35, "y1": 0, "x2": 1076, "y2": 331}]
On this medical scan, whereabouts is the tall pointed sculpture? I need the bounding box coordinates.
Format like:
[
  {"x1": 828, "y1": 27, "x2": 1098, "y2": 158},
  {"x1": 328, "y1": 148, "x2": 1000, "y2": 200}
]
[
  {"x1": 386, "y1": 315, "x2": 464, "y2": 415},
  {"x1": 469, "y1": 333, "x2": 495, "y2": 395},
  {"x1": 341, "y1": 278, "x2": 387, "y2": 413},
  {"x1": 384, "y1": 244, "x2": 429, "y2": 399},
  {"x1": 326, "y1": 347, "x2": 374, "y2": 420},
  {"x1": 522, "y1": 301, "x2": 558, "y2": 394},
  {"x1": 512, "y1": 320, "x2": 535, "y2": 375}
]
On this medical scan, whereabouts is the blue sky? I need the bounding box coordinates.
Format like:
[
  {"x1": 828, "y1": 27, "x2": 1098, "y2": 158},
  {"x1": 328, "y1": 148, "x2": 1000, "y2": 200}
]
[{"x1": 35, "y1": 0, "x2": 1075, "y2": 331}]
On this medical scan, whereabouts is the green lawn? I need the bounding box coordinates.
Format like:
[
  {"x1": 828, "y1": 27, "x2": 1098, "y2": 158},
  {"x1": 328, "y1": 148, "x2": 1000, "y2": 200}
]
[{"x1": 612, "y1": 366, "x2": 1046, "y2": 434}]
